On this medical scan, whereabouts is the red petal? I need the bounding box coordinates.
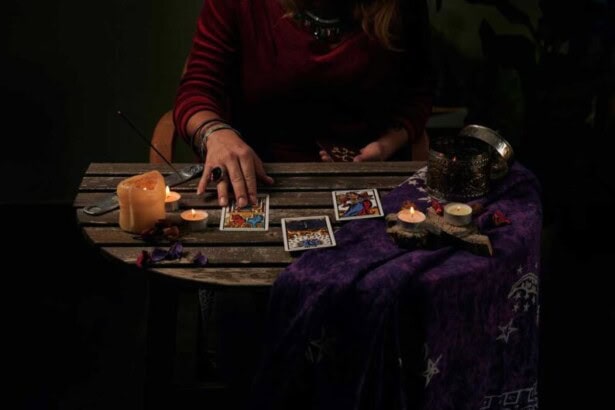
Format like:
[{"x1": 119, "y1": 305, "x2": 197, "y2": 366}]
[
  {"x1": 431, "y1": 199, "x2": 443, "y2": 215},
  {"x1": 136, "y1": 250, "x2": 151, "y2": 268},
  {"x1": 492, "y1": 210, "x2": 511, "y2": 226}
]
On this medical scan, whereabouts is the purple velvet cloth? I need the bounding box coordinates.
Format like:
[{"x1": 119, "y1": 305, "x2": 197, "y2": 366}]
[{"x1": 252, "y1": 163, "x2": 541, "y2": 410}]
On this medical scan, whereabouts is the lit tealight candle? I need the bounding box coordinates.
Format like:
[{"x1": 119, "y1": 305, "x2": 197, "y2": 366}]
[
  {"x1": 181, "y1": 208, "x2": 208, "y2": 231},
  {"x1": 397, "y1": 207, "x2": 426, "y2": 230},
  {"x1": 165, "y1": 186, "x2": 181, "y2": 212},
  {"x1": 443, "y1": 202, "x2": 473, "y2": 226}
]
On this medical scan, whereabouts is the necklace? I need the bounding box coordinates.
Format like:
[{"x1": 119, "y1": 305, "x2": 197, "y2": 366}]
[{"x1": 294, "y1": 9, "x2": 347, "y2": 42}]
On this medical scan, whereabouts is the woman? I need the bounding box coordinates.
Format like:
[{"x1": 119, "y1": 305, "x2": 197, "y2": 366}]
[{"x1": 174, "y1": 0, "x2": 433, "y2": 208}]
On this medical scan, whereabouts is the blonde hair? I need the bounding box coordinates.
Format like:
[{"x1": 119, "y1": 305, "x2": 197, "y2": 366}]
[{"x1": 279, "y1": 0, "x2": 402, "y2": 50}]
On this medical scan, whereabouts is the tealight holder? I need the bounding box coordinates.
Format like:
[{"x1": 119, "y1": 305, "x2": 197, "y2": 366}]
[
  {"x1": 396, "y1": 208, "x2": 426, "y2": 231},
  {"x1": 165, "y1": 186, "x2": 181, "y2": 212},
  {"x1": 181, "y1": 209, "x2": 208, "y2": 231},
  {"x1": 443, "y1": 203, "x2": 473, "y2": 226}
]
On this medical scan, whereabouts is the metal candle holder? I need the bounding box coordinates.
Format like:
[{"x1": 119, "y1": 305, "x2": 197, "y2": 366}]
[{"x1": 426, "y1": 125, "x2": 513, "y2": 201}]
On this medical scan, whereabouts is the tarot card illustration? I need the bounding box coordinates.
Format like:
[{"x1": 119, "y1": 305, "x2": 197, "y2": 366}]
[
  {"x1": 332, "y1": 189, "x2": 384, "y2": 221},
  {"x1": 219, "y1": 195, "x2": 269, "y2": 231},
  {"x1": 281, "y1": 216, "x2": 336, "y2": 252}
]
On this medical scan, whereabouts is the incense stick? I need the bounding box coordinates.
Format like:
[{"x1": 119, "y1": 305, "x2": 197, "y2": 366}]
[{"x1": 116, "y1": 110, "x2": 180, "y2": 175}]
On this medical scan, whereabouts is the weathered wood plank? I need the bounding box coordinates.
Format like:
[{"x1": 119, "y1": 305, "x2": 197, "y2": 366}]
[
  {"x1": 86, "y1": 162, "x2": 425, "y2": 176},
  {"x1": 152, "y1": 267, "x2": 282, "y2": 286},
  {"x1": 77, "y1": 208, "x2": 341, "y2": 225},
  {"x1": 103, "y1": 246, "x2": 294, "y2": 265},
  {"x1": 79, "y1": 175, "x2": 409, "y2": 191},
  {"x1": 74, "y1": 190, "x2": 393, "y2": 208},
  {"x1": 84, "y1": 226, "x2": 286, "y2": 245}
]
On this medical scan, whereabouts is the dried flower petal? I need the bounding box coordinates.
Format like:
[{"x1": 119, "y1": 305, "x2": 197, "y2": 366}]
[
  {"x1": 192, "y1": 251, "x2": 208, "y2": 267},
  {"x1": 167, "y1": 241, "x2": 184, "y2": 260},
  {"x1": 136, "y1": 219, "x2": 181, "y2": 242},
  {"x1": 151, "y1": 247, "x2": 168, "y2": 262},
  {"x1": 163, "y1": 226, "x2": 180, "y2": 241},
  {"x1": 492, "y1": 210, "x2": 511, "y2": 226},
  {"x1": 136, "y1": 226, "x2": 157, "y2": 242},
  {"x1": 155, "y1": 219, "x2": 173, "y2": 229},
  {"x1": 430, "y1": 199, "x2": 443, "y2": 215},
  {"x1": 136, "y1": 250, "x2": 151, "y2": 268}
]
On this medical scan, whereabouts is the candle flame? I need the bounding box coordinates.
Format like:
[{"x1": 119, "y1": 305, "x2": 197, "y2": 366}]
[
  {"x1": 166, "y1": 186, "x2": 170, "y2": 197},
  {"x1": 191, "y1": 209, "x2": 195, "y2": 217},
  {"x1": 410, "y1": 207, "x2": 415, "y2": 216}
]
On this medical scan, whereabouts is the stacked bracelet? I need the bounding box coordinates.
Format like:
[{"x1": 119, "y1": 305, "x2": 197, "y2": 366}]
[
  {"x1": 191, "y1": 117, "x2": 223, "y2": 155},
  {"x1": 197, "y1": 122, "x2": 242, "y2": 160}
]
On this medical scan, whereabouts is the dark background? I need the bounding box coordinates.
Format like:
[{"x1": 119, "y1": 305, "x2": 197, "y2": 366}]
[{"x1": 3, "y1": 0, "x2": 613, "y2": 408}]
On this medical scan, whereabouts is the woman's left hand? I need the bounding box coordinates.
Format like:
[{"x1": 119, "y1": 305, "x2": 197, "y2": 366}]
[
  {"x1": 353, "y1": 127, "x2": 409, "y2": 161},
  {"x1": 352, "y1": 141, "x2": 385, "y2": 162}
]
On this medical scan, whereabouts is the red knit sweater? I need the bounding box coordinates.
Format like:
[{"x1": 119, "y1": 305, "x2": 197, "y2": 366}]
[{"x1": 174, "y1": 0, "x2": 432, "y2": 161}]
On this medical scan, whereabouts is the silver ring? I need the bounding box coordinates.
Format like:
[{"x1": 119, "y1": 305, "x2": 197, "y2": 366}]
[{"x1": 209, "y1": 166, "x2": 226, "y2": 183}]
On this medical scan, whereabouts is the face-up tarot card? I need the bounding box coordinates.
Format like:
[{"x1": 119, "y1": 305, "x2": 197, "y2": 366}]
[
  {"x1": 219, "y1": 195, "x2": 269, "y2": 231},
  {"x1": 281, "y1": 216, "x2": 336, "y2": 252},
  {"x1": 332, "y1": 189, "x2": 384, "y2": 221}
]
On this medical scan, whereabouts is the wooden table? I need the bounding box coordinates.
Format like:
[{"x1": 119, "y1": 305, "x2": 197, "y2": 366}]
[{"x1": 74, "y1": 161, "x2": 423, "y2": 406}]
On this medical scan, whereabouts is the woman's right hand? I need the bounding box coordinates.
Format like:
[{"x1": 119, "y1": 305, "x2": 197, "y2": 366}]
[{"x1": 196, "y1": 129, "x2": 274, "y2": 208}]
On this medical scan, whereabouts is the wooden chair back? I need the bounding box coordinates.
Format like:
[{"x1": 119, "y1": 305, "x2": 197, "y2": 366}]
[{"x1": 150, "y1": 110, "x2": 176, "y2": 163}]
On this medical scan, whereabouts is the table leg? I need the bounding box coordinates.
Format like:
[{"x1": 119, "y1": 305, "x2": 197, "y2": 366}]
[{"x1": 144, "y1": 274, "x2": 178, "y2": 409}]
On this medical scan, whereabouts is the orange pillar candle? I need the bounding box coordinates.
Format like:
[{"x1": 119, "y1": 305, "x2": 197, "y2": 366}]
[
  {"x1": 181, "y1": 209, "x2": 209, "y2": 231},
  {"x1": 117, "y1": 170, "x2": 166, "y2": 233},
  {"x1": 164, "y1": 186, "x2": 182, "y2": 211},
  {"x1": 397, "y1": 207, "x2": 426, "y2": 230}
]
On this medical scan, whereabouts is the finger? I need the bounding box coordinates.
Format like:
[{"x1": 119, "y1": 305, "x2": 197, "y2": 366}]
[
  {"x1": 216, "y1": 177, "x2": 230, "y2": 207},
  {"x1": 240, "y1": 156, "x2": 258, "y2": 204},
  {"x1": 226, "y1": 160, "x2": 249, "y2": 208},
  {"x1": 196, "y1": 165, "x2": 213, "y2": 195},
  {"x1": 319, "y1": 150, "x2": 333, "y2": 162},
  {"x1": 254, "y1": 157, "x2": 274, "y2": 185}
]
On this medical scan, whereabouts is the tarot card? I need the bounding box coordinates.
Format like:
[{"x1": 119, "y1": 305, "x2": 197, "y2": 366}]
[
  {"x1": 316, "y1": 139, "x2": 360, "y2": 162},
  {"x1": 219, "y1": 195, "x2": 269, "y2": 231},
  {"x1": 332, "y1": 189, "x2": 384, "y2": 221},
  {"x1": 281, "y1": 216, "x2": 336, "y2": 252}
]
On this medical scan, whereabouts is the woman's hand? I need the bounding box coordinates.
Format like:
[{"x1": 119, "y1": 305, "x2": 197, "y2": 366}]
[
  {"x1": 353, "y1": 127, "x2": 409, "y2": 162},
  {"x1": 352, "y1": 141, "x2": 386, "y2": 161},
  {"x1": 196, "y1": 129, "x2": 274, "y2": 208}
]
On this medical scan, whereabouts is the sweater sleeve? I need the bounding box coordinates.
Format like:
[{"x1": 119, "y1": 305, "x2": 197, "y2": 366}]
[{"x1": 173, "y1": 0, "x2": 239, "y2": 142}]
